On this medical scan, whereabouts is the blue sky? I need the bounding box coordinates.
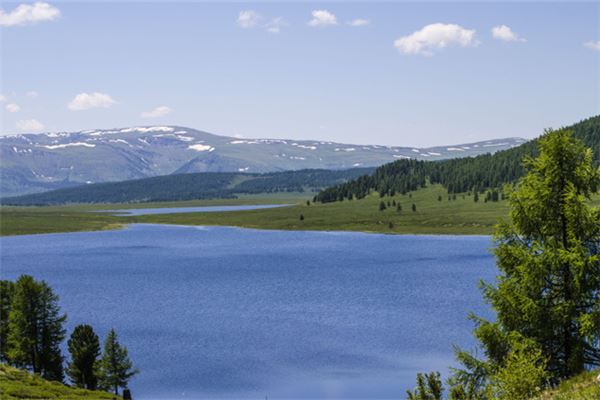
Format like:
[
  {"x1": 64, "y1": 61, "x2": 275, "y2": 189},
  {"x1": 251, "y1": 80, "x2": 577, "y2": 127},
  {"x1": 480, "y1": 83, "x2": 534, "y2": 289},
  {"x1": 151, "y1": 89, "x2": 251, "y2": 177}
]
[{"x1": 1, "y1": 1, "x2": 599, "y2": 146}]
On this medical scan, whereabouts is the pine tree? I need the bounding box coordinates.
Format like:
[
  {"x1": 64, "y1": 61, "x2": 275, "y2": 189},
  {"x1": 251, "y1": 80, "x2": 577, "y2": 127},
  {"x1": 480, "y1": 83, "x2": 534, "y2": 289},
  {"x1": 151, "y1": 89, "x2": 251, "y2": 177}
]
[
  {"x1": 412, "y1": 203, "x2": 417, "y2": 212},
  {"x1": 98, "y1": 329, "x2": 138, "y2": 395},
  {"x1": 379, "y1": 201, "x2": 386, "y2": 211},
  {"x1": 474, "y1": 192, "x2": 479, "y2": 203},
  {"x1": 7, "y1": 275, "x2": 66, "y2": 381},
  {"x1": 67, "y1": 324, "x2": 101, "y2": 389},
  {"x1": 0, "y1": 280, "x2": 15, "y2": 362},
  {"x1": 454, "y1": 129, "x2": 600, "y2": 392}
]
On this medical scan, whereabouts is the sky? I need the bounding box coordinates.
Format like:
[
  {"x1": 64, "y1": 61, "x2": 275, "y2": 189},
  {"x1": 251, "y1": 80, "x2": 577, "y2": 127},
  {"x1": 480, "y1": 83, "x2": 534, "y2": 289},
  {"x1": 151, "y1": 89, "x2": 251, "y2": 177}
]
[{"x1": 0, "y1": 1, "x2": 599, "y2": 147}]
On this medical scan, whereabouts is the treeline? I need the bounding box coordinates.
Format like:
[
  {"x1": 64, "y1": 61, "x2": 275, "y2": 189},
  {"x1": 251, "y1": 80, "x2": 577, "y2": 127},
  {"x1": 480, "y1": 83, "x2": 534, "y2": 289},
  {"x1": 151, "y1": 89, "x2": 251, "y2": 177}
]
[
  {"x1": 0, "y1": 276, "x2": 137, "y2": 396},
  {"x1": 315, "y1": 115, "x2": 600, "y2": 203},
  {"x1": 2, "y1": 168, "x2": 374, "y2": 206}
]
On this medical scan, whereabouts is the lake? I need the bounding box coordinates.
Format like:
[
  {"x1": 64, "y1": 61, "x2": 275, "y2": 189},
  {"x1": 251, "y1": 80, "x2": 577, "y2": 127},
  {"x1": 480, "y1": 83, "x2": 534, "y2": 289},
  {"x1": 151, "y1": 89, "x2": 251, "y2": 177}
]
[{"x1": 0, "y1": 224, "x2": 497, "y2": 399}]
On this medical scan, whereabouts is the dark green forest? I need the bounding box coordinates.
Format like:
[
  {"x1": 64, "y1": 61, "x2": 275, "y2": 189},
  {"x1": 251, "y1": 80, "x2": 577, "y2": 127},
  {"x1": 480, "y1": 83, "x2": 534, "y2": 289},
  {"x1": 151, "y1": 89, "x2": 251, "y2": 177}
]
[
  {"x1": 2, "y1": 168, "x2": 374, "y2": 205},
  {"x1": 315, "y1": 116, "x2": 600, "y2": 203}
]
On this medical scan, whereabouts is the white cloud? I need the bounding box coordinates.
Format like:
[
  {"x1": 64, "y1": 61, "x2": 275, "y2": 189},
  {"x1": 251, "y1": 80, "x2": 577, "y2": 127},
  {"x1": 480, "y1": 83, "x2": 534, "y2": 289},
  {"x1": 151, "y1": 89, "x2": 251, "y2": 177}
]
[
  {"x1": 266, "y1": 17, "x2": 286, "y2": 34},
  {"x1": 6, "y1": 103, "x2": 20, "y2": 113},
  {"x1": 394, "y1": 23, "x2": 478, "y2": 56},
  {"x1": 237, "y1": 10, "x2": 261, "y2": 29},
  {"x1": 141, "y1": 106, "x2": 172, "y2": 118},
  {"x1": 0, "y1": 2, "x2": 60, "y2": 27},
  {"x1": 68, "y1": 92, "x2": 116, "y2": 111},
  {"x1": 308, "y1": 10, "x2": 337, "y2": 27},
  {"x1": 0, "y1": 94, "x2": 6, "y2": 103},
  {"x1": 584, "y1": 40, "x2": 600, "y2": 51},
  {"x1": 491, "y1": 25, "x2": 526, "y2": 42},
  {"x1": 26, "y1": 90, "x2": 39, "y2": 98},
  {"x1": 16, "y1": 119, "x2": 44, "y2": 132},
  {"x1": 348, "y1": 19, "x2": 370, "y2": 27}
]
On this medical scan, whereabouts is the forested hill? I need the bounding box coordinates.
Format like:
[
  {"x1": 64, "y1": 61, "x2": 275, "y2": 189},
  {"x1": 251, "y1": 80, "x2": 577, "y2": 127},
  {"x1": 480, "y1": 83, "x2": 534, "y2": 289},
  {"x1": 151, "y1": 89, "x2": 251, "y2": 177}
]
[
  {"x1": 2, "y1": 168, "x2": 373, "y2": 205},
  {"x1": 315, "y1": 116, "x2": 600, "y2": 203}
]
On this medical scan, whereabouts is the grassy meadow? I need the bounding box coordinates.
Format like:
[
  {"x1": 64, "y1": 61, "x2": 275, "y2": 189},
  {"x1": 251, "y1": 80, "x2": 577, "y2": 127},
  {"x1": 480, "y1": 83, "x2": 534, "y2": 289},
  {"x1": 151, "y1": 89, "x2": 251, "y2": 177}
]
[
  {"x1": 2, "y1": 185, "x2": 599, "y2": 237},
  {"x1": 0, "y1": 364, "x2": 119, "y2": 400}
]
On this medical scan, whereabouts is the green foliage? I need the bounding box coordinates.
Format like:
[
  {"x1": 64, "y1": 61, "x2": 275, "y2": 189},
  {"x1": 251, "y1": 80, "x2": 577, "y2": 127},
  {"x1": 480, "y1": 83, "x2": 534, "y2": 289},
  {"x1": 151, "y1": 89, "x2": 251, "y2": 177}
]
[
  {"x1": 488, "y1": 335, "x2": 548, "y2": 400},
  {"x1": 406, "y1": 371, "x2": 444, "y2": 400},
  {"x1": 97, "y1": 329, "x2": 138, "y2": 395},
  {"x1": 454, "y1": 129, "x2": 600, "y2": 395},
  {"x1": 379, "y1": 200, "x2": 387, "y2": 211},
  {"x1": 0, "y1": 280, "x2": 15, "y2": 362},
  {"x1": 67, "y1": 325, "x2": 101, "y2": 390},
  {"x1": 7, "y1": 275, "x2": 66, "y2": 382}
]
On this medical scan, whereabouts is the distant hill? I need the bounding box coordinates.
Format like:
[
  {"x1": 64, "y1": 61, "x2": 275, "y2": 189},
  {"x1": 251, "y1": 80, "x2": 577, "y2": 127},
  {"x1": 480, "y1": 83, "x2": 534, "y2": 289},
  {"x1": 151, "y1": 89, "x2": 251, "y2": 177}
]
[
  {"x1": 315, "y1": 116, "x2": 600, "y2": 202},
  {"x1": 0, "y1": 125, "x2": 525, "y2": 196},
  {"x1": 1, "y1": 168, "x2": 374, "y2": 205}
]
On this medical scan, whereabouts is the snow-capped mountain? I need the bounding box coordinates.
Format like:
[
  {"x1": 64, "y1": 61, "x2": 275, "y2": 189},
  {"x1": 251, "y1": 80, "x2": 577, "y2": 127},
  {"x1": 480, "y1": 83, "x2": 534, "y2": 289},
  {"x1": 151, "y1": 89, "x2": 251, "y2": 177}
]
[{"x1": 0, "y1": 126, "x2": 527, "y2": 196}]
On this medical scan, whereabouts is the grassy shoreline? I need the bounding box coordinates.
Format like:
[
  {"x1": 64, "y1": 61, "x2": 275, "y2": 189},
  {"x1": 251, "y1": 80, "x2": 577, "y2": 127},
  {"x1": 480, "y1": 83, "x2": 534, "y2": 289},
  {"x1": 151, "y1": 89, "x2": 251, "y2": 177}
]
[{"x1": 2, "y1": 185, "x2": 598, "y2": 237}]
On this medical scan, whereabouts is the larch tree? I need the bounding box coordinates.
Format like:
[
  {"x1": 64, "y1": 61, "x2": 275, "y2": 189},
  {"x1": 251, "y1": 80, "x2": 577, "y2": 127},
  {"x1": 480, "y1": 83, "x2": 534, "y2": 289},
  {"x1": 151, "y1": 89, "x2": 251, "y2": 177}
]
[
  {"x1": 454, "y1": 129, "x2": 600, "y2": 393},
  {"x1": 7, "y1": 275, "x2": 66, "y2": 382},
  {"x1": 98, "y1": 328, "x2": 138, "y2": 395}
]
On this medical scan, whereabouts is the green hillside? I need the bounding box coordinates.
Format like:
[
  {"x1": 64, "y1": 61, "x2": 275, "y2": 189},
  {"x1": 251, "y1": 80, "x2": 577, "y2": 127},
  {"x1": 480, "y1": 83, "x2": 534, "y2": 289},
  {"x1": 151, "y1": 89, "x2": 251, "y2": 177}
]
[
  {"x1": 537, "y1": 369, "x2": 600, "y2": 400},
  {"x1": 316, "y1": 115, "x2": 599, "y2": 202},
  {"x1": 0, "y1": 364, "x2": 119, "y2": 400},
  {"x1": 2, "y1": 168, "x2": 373, "y2": 205}
]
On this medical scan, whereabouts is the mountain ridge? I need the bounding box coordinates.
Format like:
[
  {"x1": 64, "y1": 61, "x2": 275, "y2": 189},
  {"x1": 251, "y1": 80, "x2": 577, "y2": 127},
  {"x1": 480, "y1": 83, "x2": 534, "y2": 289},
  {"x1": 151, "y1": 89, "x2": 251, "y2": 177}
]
[{"x1": 0, "y1": 125, "x2": 525, "y2": 196}]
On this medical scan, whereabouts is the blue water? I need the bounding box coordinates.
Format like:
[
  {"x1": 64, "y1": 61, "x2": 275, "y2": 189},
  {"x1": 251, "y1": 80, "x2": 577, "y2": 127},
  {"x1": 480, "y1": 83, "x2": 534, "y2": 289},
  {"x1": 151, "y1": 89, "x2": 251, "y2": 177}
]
[
  {"x1": 0, "y1": 224, "x2": 497, "y2": 399},
  {"x1": 103, "y1": 204, "x2": 289, "y2": 216}
]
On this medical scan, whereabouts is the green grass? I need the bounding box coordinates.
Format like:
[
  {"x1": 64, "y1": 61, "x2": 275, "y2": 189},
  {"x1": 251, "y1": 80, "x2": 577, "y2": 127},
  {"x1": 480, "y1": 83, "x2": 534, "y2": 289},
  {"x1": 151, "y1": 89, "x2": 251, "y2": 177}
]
[
  {"x1": 537, "y1": 369, "x2": 600, "y2": 400},
  {"x1": 2, "y1": 185, "x2": 599, "y2": 237},
  {"x1": 0, "y1": 364, "x2": 120, "y2": 399}
]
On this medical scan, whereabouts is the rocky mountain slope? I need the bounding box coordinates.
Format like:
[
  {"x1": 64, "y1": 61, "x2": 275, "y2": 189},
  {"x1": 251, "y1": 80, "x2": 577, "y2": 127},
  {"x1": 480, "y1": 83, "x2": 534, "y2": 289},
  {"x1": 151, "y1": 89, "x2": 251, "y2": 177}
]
[{"x1": 0, "y1": 125, "x2": 525, "y2": 196}]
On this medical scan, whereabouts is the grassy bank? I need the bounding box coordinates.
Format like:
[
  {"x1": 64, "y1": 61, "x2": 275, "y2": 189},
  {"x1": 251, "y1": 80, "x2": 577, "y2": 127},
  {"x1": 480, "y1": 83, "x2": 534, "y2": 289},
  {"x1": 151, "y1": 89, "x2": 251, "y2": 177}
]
[
  {"x1": 538, "y1": 369, "x2": 600, "y2": 400},
  {"x1": 0, "y1": 364, "x2": 120, "y2": 400},
  {"x1": 2, "y1": 185, "x2": 599, "y2": 237}
]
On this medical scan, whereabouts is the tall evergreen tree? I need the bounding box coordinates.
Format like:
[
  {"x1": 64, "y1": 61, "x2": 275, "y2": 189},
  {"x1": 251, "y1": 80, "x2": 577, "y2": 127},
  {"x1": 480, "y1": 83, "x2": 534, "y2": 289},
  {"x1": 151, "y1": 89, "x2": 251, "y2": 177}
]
[
  {"x1": 0, "y1": 280, "x2": 15, "y2": 362},
  {"x1": 7, "y1": 275, "x2": 66, "y2": 382},
  {"x1": 67, "y1": 324, "x2": 101, "y2": 389},
  {"x1": 454, "y1": 129, "x2": 600, "y2": 392},
  {"x1": 98, "y1": 329, "x2": 138, "y2": 395}
]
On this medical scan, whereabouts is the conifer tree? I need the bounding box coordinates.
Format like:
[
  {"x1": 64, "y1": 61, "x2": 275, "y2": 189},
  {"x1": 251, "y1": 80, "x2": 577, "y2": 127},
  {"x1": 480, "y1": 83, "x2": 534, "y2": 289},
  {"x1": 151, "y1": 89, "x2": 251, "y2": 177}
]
[
  {"x1": 0, "y1": 280, "x2": 14, "y2": 362},
  {"x1": 67, "y1": 324, "x2": 101, "y2": 389},
  {"x1": 379, "y1": 201, "x2": 386, "y2": 211},
  {"x1": 454, "y1": 129, "x2": 600, "y2": 393},
  {"x1": 98, "y1": 329, "x2": 138, "y2": 395},
  {"x1": 8, "y1": 275, "x2": 66, "y2": 382}
]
